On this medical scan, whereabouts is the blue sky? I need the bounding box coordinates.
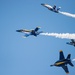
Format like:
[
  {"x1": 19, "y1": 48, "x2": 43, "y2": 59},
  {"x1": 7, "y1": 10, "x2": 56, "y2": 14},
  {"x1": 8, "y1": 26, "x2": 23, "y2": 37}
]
[{"x1": 0, "y1": 0, "x2": 75, "y2": 75}]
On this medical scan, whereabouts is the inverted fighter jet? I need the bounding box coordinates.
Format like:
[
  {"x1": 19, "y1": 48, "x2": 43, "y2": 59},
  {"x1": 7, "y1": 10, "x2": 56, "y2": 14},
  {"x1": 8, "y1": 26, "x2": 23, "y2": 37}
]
[
  {"x1": 66, "y1": 39, "x2": 75, "y2": 47},
  {"x1": 50, "y1": 50, "x2": 74, "y2": 74},
  {"x1": 41, "y1": 3, "x2": 61, "y2": 13},
  {"x1": 16, "y1": 27, "x2": 43, "y2": 37}
]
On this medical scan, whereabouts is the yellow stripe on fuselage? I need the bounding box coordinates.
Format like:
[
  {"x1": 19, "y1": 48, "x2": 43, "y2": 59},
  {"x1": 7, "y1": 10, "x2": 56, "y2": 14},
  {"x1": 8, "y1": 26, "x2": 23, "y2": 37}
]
[{"x1": 55, "y1": 62, "x2": 65, "y2": 65}]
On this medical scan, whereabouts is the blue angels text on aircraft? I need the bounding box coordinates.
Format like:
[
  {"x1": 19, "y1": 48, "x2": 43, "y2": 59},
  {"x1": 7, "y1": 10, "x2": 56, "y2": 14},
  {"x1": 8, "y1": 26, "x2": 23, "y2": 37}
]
[
  {"x1": 66, "y1": 39, "x2": 75, "y2": 47},
  {"x1": 50, "y1": 50, "x2": 74, "y2": 74},
  {"x1": 16, "y1": 27, "x2": 43, "y2": 37},
  {"x1": 41, "y1": 3, "x2": 61, "y2": 13}
]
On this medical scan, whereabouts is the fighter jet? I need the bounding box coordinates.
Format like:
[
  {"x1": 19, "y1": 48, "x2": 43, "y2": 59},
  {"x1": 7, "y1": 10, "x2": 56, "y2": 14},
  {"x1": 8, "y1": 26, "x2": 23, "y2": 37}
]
[
  {"x1": 16, "y1": 27, "x2": 43, "y2": 37},
  {"x1": 41, "y1": 3, "x2": 61, "y2": 13},
  {"x1": 50, "y1": 50, "x2": 74, "y2": 74},
  {"x1": 66, "y1": 39, "x2": 75, "y2": 47}
]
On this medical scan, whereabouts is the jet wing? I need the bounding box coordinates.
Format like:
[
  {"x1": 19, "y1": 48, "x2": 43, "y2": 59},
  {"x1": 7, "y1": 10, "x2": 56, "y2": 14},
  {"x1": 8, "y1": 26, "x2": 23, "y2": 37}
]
[
  {"x1": 34, "y1": 27, "x2": 41, "y2": 32},
  {"x1": 23, "y1": 33, "x2": 31, "y2": 38},
  {"x1": 59, "y1": 50, "x2": 65, "y2": 60},
  {"x1": 62, "y1": 66, "x2": 69, "y2": 74}
]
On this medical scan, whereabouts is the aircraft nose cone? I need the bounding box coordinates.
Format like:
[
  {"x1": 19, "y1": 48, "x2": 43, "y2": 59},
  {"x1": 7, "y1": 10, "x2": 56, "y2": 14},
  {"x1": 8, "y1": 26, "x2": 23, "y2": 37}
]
[
  {"x1": 50, "y1": 65, "x2": 53, "y2": 66},
  {"x1": 66, "y1": 42, "x2": 68, "y2": 44},
  {"x1": 16, "y1": 30, "x2": 21, "y2": 32},
  {"x1": 16, "y1": 30, "x2": 19, "y2": 32},
  {"x1": 41, "y1": 3, "x2": 44, "y2": 6}
]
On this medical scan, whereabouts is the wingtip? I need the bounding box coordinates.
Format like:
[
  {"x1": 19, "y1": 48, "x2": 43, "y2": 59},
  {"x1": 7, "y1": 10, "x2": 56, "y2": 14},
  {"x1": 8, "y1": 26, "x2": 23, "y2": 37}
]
[
  {"x1": 22, "y1": 36, "x2": 27, "y2": 38},
  {"x1": 37, "y1": 26, "x2": 41, "y2": 28},
  {"x1": 68, "y1": 54, "x2": 71, "y2": 55},
  {"x1": 16, "y1": 30, "x2": 19, "y2": 32},
  {"x1": 66, "y1": 72, "x2": 69, "y2": 74},
  {"x1": 60, "y1": 50, "x2": 63, "y2": 52},
  {"x1": 50, "y1": 65, "x2": 54, "y2": 67},
  {"x1": 41, "y1": 3, "x2": 44, "y2": 5},
  {"x1": 59, "y1": 7, "x2": 61, "y2": 8}
]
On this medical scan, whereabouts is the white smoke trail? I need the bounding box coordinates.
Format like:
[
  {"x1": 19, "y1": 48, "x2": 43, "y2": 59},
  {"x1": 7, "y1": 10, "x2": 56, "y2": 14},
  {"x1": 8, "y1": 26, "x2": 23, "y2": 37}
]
[
  {"x1": 59, "y1": 11, "x2": 75, "y2": 18},
  {"x1": 72, "y1": 59, "x2": 75, "y2": 61},
  {"x1": 40, "y1": 33, "x2": 75, "y2": 39}
]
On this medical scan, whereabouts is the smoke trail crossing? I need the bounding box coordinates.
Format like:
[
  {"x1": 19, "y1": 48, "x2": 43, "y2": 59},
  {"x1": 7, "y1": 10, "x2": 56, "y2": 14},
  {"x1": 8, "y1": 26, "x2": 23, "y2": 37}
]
[
  {"x1": 59, "y1": 11, "x2": 75, "y2": 18},
  {"x1": 40, "y1": 33, "x2": 75, "y2": 39}
]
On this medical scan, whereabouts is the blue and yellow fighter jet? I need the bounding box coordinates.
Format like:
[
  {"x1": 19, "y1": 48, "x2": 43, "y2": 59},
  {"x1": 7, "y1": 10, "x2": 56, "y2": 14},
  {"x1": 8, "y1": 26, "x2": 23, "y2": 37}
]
[
  {"x1": 50, "y1": 50, "x2": 74, "y2": 74},
  {"x1": 16, "y1": 27, "x2": 43, "y2": 37},
  {"x1": 41, "y1": 3, "x2": 61, "y2": 13},
  {"x1": 66, "y1": 39, "x2": 75, "y2": 47}
]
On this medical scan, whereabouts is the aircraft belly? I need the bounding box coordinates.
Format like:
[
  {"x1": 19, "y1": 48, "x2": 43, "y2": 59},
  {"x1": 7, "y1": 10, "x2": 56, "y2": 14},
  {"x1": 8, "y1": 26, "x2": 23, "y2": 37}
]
[{"x1": 55, "y1": 62, "x2": 65, "y2": 66}]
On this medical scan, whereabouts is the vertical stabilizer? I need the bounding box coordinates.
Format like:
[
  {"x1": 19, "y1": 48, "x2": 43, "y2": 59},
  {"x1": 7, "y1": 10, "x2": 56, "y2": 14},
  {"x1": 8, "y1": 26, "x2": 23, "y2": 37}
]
[{"x1": 67, "y1": 54, "x2": 71, "y2": 59}]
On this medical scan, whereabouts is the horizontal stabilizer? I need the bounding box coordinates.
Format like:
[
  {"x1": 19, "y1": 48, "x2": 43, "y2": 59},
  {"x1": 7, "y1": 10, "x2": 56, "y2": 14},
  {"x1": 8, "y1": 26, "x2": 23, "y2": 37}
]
[
  {"x1": 69, "y1": 62, "x2": 74, "y2": 67},
  {"x1": 67, "y1": 54, "x2": 74, "y2": 67},
  {"x1": 57, "y1": 7, "x2": 61, "y2": 11},
  {"x1": 38, "y1": 31, "x2": 43, "y2": 34}
]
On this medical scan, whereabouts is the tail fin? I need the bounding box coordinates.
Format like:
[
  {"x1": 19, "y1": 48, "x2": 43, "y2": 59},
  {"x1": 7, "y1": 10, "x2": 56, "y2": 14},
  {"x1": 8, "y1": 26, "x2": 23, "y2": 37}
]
[
  {"x1": 67, "y1": 54, "x2": 74, "y2": 67},
  {"x1": 67, "y1": 54, "x2": 71, "y2": 59}
]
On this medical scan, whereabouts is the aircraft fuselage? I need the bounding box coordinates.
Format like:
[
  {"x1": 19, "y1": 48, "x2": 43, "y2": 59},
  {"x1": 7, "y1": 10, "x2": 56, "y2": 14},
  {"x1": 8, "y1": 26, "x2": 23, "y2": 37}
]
[
  {"x1": 54, "y1": 59, "x2": 70, "y2": 67},
  {"x1": 31, "y1": 30, "x2": 36, "y2": 35},
  {"x1": 31, "y1": 30, "x2": 39, "y2": 36},
  {"x1": 41, "y1": 4, "x2": 59, "y2": 13},
  {"x1": 48, "y1": 8, "x2": 58, "y2": 13},
  {"x1": 31, "y1": 30, "x2": 43, "y2": 36}
]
